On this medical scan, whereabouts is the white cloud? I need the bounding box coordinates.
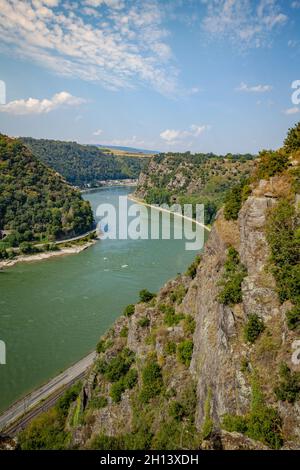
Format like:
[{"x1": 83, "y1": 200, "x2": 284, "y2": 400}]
[
  {"x1": 0, "y1": 0, "x2": 178, "y2": 96},
  {"x1": 236, "y1": 82, "x2": 273, "y2": 93},
  {"x1": 0, "y1": 91, "x2": 86, "y2": 115},
  {"x1": 283, "y1": 107, "x2": 300, "y2": 115},
  {"x1": 93, "y1": 129, "x2": 103, "y2": 136},
  {"x1": 202, "y1": 0, "x2": 288, "y2": 48},
  {"x1": 160, "y1": 124, "x2": 209, "y2": 144},
  {"x1": 291, "y1": 1, "x2": 300, "y2": 9},
  {"x1": 104, "y1": 136, "x2": 146, "y2": 147}
]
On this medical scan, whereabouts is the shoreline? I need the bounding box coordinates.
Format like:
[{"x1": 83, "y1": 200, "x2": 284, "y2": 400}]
[
  {"x1": 0, "y1": 240, "x2": 96, "y2": 270},
  {"x1": 128, "y1": 195, "x2": 211, "y2": 232}
]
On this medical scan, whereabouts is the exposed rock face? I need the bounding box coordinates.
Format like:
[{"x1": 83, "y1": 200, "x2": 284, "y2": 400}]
[{"x1": 188, "y1": 192, "x2": 300, "y2": 446}]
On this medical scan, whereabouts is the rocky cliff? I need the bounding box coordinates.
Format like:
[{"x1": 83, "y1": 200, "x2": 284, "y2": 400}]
[{"x1": 17, "y1": 124, "x2": 300, "y2": 450}]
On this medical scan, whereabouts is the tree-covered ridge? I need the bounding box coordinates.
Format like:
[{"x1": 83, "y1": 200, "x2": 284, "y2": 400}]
[
  {"x1": 0, "y1": 134, "x2": 94, "y2": 247},
  {"x1": 135, "y1": 151, "x2": 255, "y2": 224},
  {"x1": 21, "y1": 137, "x2": 150, "y2": 188}
]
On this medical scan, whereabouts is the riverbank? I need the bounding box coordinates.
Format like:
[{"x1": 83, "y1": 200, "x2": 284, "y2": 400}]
[
  {"x1": 0, "y1": 240, "x2": 96, "y2": 270},
  {"x1": 128, "y1": 195, "x2": 211, "y2": 232}
]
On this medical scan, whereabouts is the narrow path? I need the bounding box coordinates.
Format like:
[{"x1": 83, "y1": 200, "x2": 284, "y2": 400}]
[{"x1": 0, "y1": 351, "x2": 96, "y2": 434}]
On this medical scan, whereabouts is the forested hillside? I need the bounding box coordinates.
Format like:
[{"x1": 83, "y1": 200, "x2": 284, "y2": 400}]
[
  {"x1": 0, "y1": 134, "x2": 94, "y2": 248},
  {"x1": 21, "y1": 138, "x2": 150, "y2": 188},
  {"x1": 135, "y1": 152, "x2": 255, "y2": 224}
]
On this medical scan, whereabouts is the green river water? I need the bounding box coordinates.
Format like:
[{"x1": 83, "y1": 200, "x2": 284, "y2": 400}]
[{"x1": 0, "y1": 187, "x2": 207, "y2": 412}]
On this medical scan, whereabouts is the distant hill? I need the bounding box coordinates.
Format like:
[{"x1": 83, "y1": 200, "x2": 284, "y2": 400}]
[
  {"x1": 135, "y1": 151, "x2": 255, "y2": 224},
  {"x1": 21, "y1": 138, "x2": 150, "y2": 188},
  {"x1": 0, "y1": 134, "x2": 94, "y2": 247},
  {"x1": 95, "y1": 144, "x2": 158, "y2": 155}
]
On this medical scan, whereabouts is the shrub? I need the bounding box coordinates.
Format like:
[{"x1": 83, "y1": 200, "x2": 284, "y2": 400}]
[
  {"x1": 274, "y1": 363, "x2": 300, "y2": 404},
  {"x1": 96, "y1": 338, "x2": 111, "y2": 354},
  {"x1": 222, "y1": 378, "x2": 283, "y2": 449},
  {"x1": 217, "y1": 247, "x2": 247, "y2": 305},
  {"x1": 56, "y1": 381, "x2": 82, "y2": 417},
  {"x1": 286, "y1": 305, "x2": 300, "y2": 330},
  {"x1": 89, "y1": 434, "x2": 124, "y2": 450},
  {"x1": 224, "y1": 180, "x2": 251, "y2": 221},
  {"x1": 170, "y1": 285, "x2": 187, "y2": 304},
  {"x1": 222, "y1": 414, "x2": 247, "y2": 433},
  {"x1": 120, "y1": 326, "x2": 128, "y2": 338},
  {"x1": 186, "y1": 255, "x2": 201, "y2": 279},
  {"x1": 256, "y1": 150, "x2": 289, "y2": 179},
  {"x1": 0, "y1": 247, "x2": 8, "y2": 259},
  {"x1": 19, "y1": 241, "x2": 35, "y2": 254},
  {"x1": 138, "y1": 317, "x2": 150, "y2": 328},
  {"x1": 123, "y1": 304, "x2": 135, "y2": 317},
  {"x1": 18, "y1": 408, "x2": 67, "y2": 450},
  {"x1": 89, "y1": 395, "x2": 108, "y2": 409},
  {"x1": 110, "y1": 380, "x2": 126, "y2": 403},
  {"x1": 139, "y1": 360, "x2": 163, "y2": 403},
  {"x1": 243, "y1": 314, "x2": 265, "y2": 344},
  {"x1": 101, "y1": 348, "x2": 135, "y2": 383},
  {"x1": 177, "y1": 340, "x2": 193, "y2": 367},
  {"x1": 183, "y1": 315, "x2": 196, "y2": 335},
  {"x1": 169, "y1": 401, "x2": 185, "y2": 422},
  {"x1": 139, "y1": 289, "x2": 156, "y2": 303},
  {"x1": 284, "y1": 121, "x2": 300, "y2": 153},
  {"x1": 110, "y1": 368, "x2": 138, "y2": 403},
  {"x1": 164, "y1": 341, "x2": 176, "y2": 355},
  {"x1": 159, "y1": 304, "x2": 184, "y2": 327}
]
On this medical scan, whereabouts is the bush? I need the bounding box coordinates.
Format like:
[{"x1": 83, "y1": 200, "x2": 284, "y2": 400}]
[
  {"x1": 266, "y1": 199, "x2": 300, "y2": 305},
  {"x1": 177, "y1": 340, "x2": 193, "y2": 367},
  {"x1": 0, "y1": 247, "x2": 8, "y2": 259},
  {"x1": 170, "y1": 285, "x2": 187, "y2": 304},
  {"x1": 244, "y1": 314, "x2": 265, "y2": 344},
  {"x1": 120, "y1": 326, "x2": 128, "y2": 338},
  {"x1": 56, "y1": 381, "x2": 82, "y2": 417},
  {"x1": 96, "y1": 338, "x2": 111, "y2": 354},
  {"x1": 183, "y1": 315, "x2": 196, "y2": 335},
  {"x1": 217, "y1": 247, "x2": 247, "y2": 305},
  {"x1": 274, "y1": 363, "x2": 300, "y2": 404},
  {"x1": 169, "y1": 401, "x2": 185, "y2": 422},
  {"x1": 159, "y1": 304, "x2": 184, "y2": 327},
  {"x1": 123, "y1": 304, "x2": 135, "y2": 317},
  {"x1": 222, "y1": 378, "x2": 283, "y2": 449},
  {"x1": 100, "y1": 348, "x2": 135, "y2": 383},
  {"x1": 256, "y1": 150, "x2": 289, "y2": 179},
  {"x1": 224, "y1": 180, "x2": 251, "y2": 221},
  {"x1": 286, "y1": 305, "x2": 300, "y2": 330},
  {"x1": 139, "y1": 289, "x2": 156, "y2": 303},
  {"x1": 222, "y1": 414, "x2": 247, "y2": 433},
  {"x1": 138, "y1": 317, "x2": 150, "y2": 328},
  {"x1": 19, "y1": 241, "x2": 35, "y2": 254},
  {"x1": 164, "y1": 341, "x2": 176, "y2": 355},
  {"x1": 89, "y1": 434, "x2": 124, "y2": 450},
  {"x1": 110, "y1": 368, "x2": 138, "y2": 403},
  {"x1": 139, "y1": 360, "x2": 163, "y2": 403},
  {"x1": 284, "y1": 121, "x2": 300, "y2": 153},
  {"x1": 186, "y1": 255, "x2": 201, "y2": 279},
  {"x1": 89, "y1": 395, "x2": 108, "y2": 409},
  {"x1": 18, "y1": 408, "x2": 67, "y2": 450}
]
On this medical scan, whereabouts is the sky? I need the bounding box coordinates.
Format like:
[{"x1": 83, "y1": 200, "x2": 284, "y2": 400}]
[{"x1": 0, "y1": 0, "x2": 300, "y2": 154}]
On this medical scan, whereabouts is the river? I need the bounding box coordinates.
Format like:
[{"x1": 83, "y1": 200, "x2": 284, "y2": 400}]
[{"x1": 0, "y1": 187, "x2": 207, "y2": 413}]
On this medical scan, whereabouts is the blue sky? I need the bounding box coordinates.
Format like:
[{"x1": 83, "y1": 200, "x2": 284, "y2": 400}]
[{"x1": 0, "y1": 0, "x2": 300, "y2": 154}]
